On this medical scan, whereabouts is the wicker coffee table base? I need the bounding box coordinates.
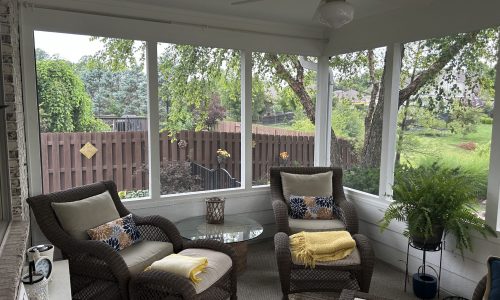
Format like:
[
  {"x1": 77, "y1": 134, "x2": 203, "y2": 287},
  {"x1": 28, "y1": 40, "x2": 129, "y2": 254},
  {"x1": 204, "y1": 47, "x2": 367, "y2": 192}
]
[{"x1": 229, "y1": 241, "x2": 248, "y2": 273}]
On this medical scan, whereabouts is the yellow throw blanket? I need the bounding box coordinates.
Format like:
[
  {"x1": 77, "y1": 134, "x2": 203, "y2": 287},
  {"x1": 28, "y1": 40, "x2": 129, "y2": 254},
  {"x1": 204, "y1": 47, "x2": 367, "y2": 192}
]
[
  {"x1": 145, "y1": 254, "x2": 208, "y2": 283},
  {"x1": 290, "y1": 231, "x2": 356, "y2": 268}
]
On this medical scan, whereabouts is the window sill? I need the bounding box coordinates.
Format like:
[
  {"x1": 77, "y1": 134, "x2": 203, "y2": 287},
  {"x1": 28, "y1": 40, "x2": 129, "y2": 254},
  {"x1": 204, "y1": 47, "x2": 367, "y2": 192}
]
[{"x1": 124, "y1": 185, "x2": 271, "y2": 210}]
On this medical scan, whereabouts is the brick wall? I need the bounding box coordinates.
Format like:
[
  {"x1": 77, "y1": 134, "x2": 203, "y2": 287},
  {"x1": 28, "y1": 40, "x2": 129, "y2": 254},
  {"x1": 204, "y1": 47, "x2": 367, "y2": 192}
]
[{"x1": 0, "y1": 0, "x2": 30, "y2": 299}]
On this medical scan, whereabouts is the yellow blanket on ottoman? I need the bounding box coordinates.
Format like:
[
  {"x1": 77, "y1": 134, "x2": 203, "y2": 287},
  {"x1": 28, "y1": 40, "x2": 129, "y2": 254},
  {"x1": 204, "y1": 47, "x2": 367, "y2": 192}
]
[
  {"x1": 290, "y1": 231, "x2": 356, "y2": 268},
  {"x1": 146, "y1": 254, "x2": 208, "y2": 283}
]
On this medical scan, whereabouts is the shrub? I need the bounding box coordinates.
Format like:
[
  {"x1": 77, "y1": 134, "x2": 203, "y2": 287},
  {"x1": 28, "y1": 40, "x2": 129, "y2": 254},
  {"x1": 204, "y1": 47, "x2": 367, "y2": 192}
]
[
  {"x1": 343, "y1": 166, "x2": 380, "y2": 195},
  {"x1": 159, "y1": 161, "x2": 202, "y2": 195},
  {"x1": 480, "y1": 116, "x2": 493, "y2": 125},
  {"x1": 119, "y1": 189, "x2": 149, "y2": 199},
  {"x1": 457, "y1": 141, "x2": 477, "y2": 151}
]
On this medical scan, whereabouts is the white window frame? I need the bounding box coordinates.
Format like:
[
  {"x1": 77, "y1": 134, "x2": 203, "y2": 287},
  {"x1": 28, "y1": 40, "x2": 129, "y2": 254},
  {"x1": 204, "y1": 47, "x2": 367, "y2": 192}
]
[{"x1": 20, "y1": 6, "x2": 323, "y2": 205}]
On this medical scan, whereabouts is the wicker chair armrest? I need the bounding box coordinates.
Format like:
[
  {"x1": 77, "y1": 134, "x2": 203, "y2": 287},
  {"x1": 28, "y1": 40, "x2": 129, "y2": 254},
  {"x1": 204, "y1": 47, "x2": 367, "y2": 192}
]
[
  {"x1": 272, "y1": 200, "x2": 290, "y2": 234},
  {"x1": 352, "y1": 234, "x2": 375, "y2": 293},
  {"x1": 274, "y1": 232, "x2": 292, "y2": 295},
  {"x1": 129, "y1": 270, "x2": 197, "y2": 299},
  {"x1": 337, "y1": 196, "x2": 359, "y2": 234},
  {"x1": 134, "y1": 214, "x2": 184, "y2": 252},
  {"x1": 472, "y1": 275, "x2": 487, "y2": 300},
  {"x1": 66, "y1": 239, "x2": 130, "y2": 283}
]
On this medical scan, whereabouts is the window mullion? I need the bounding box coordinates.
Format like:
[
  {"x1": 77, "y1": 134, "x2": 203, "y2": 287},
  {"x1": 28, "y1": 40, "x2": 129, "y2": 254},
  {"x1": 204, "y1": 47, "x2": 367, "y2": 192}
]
[
  {"x1": 240, "y1": 50, "x2": 252, "y2": 189},
  {"x1": 315, "y1": 56, "x2": 330, "y2": 167},
  {"x1": 146, "y1": 41, "x2": 160, "y2": 199},
  {"x1": 379, "y1": 43, "x2": 402, "y2": 200},
  {"x1": 485, "y1": 50, "x2": 500, "y2": 230}
]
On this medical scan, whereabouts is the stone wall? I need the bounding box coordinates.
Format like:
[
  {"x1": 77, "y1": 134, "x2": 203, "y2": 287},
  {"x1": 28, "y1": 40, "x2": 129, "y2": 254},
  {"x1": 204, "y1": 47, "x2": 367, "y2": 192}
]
[
  {"x1": 0, "y1": 0, "x2": 30, "y2": 299},
  {"x1": 2, "y1": 0, "x2": 27, "y2": 221}
]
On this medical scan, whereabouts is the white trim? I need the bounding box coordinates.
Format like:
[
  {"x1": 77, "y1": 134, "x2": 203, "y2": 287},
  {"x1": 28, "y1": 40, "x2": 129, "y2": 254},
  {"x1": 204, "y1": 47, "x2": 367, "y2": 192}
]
[
  {"x1": 20, "y1": 6, "x2": 42, "y2": 196},
  {"x1": 485, "y1": 49, "x2": 500, "y2": 231},
  {"x1": 124, "y1": 185, "x2": 270, "y2": 210},
  {"x1": 146, "y1": 42, "x2": 160, "y2": 200},
  {"x1": 32, "y1": 0, "x2": 326, "y2": 41},
  {"x1": 378, "y1": 43, "x2": 402, "y2": 199},
  {"x1": 29, "y1": 7, "x2": 325, "y2": 57},
  {"x1": 314, "y1": 56, "x2": 330, "y2": 166},
  {"x1": 240, "y1": 51, "x2": 253, "y2": 189}
]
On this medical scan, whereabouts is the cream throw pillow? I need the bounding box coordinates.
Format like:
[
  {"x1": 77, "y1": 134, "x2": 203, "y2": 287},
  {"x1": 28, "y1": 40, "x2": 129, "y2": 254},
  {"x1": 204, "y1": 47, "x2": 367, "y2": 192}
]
[
  {"x1": 280, "y1": 171, "x2": 333, "y2": 205},
  {"x1": 52, "y1": 191, "x2": 120, "y2": 240}
]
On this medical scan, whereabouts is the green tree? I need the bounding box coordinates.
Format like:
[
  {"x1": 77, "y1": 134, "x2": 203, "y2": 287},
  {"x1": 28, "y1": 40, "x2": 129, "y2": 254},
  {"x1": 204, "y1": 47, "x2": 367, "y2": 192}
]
[
  {"x1": 36, "y1": 59, "x2": 109, "y2": 132},
  {"x1": 76, "y1": 57, "x2": 148, "y2": 117},
  {"x1": 93, "y1": 29, "x2": 498, "y2": 168}
]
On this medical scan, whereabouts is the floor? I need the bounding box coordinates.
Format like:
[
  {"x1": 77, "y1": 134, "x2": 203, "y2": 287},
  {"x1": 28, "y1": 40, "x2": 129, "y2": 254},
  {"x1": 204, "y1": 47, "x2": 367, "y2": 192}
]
[{"x1": 238, "y1": 240, "x2": 441, "y2": 300}]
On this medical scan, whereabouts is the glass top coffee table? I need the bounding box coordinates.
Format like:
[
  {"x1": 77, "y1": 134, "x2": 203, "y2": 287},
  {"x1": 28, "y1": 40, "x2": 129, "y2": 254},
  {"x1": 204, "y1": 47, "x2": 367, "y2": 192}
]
[{"x1": 176, "y1": 215, "x2": 263, "y2": 273}]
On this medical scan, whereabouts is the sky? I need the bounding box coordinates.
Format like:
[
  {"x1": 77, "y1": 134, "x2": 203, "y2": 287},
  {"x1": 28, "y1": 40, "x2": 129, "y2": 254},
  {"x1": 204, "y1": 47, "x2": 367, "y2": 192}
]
[{"x1": 34, "y1": 31, "x2": 103, "y2": 63}]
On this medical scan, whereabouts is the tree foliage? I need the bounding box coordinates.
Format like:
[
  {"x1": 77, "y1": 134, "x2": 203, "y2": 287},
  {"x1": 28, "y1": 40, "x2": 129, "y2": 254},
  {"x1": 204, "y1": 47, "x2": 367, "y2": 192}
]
[
  {"x1": 36, "y1": 59, "x2": 109, "y2": 132},
  {"x1": 76, "y1": 56, "x2": 148, "y2": 117}
]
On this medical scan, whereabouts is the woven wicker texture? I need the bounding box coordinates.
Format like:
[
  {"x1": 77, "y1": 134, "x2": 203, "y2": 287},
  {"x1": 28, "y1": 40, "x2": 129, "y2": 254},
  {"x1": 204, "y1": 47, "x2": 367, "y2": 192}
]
[
  {"x1": 274, "y1": 231, "x2": 374, "y2": 298},
  {"x1": 269, "y1": 167, "x2": 359, "y2": 235},
  {"x1": 472, "y1": 275, "x2": 486, "y2": 300},
  {"x1": 27, "y1": 181, "x2": 237, "y2": 300}
]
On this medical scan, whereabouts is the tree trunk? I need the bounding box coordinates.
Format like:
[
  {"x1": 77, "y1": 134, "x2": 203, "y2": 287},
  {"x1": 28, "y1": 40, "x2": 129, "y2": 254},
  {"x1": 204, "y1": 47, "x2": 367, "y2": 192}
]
[
  {"x1": 361, "y1": 31, "x2": 479, "y2": 168},
  {"x1": 265, "y1": 53, "x2": 344, "y2": 167}
]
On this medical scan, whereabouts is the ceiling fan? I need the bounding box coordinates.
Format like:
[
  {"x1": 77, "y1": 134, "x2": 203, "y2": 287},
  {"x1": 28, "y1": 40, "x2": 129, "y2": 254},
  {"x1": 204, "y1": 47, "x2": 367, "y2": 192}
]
[{"x1": 230, "y1": 0, "x2": 355, "y2": 28}]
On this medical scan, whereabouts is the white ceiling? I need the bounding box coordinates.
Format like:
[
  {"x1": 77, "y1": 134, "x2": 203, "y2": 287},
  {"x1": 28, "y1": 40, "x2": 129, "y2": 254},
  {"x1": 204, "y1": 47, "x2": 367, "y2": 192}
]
[{"x1": 126, "y1": 0, "x2": 430, "y2": 27}]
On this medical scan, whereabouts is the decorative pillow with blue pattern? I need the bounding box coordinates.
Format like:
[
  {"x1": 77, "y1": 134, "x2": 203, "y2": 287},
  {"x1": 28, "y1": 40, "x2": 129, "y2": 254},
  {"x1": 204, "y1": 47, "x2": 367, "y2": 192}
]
[
  {"x1": 289, "y1": 195, "x2": 335, "y2": 220},
  {"x1": 87, "y1": 213, "x2": 142, "y2": 251}
]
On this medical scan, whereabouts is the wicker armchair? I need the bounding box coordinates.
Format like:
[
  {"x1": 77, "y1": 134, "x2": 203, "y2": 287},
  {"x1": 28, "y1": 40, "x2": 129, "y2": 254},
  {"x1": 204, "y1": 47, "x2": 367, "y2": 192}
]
[
  {"x1": 270, "y1": 166, "x2": 359, "y2": 235},
  {"x1": 27, "y1": 181, "x2": 237, "y2": 300},
  {"x1": 270, "y1": 167, "x2": 374, "y2": 299},
  {"x1": 472, "y1": 275, "x2": 486, "y2": 300}
]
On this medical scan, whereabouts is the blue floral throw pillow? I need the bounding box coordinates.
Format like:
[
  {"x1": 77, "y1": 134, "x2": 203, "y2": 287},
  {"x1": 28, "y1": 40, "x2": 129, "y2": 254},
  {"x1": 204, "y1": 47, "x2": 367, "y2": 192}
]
[
  {"x1": 289, "y1": 195, "x2": 334, "y2": 220},
  {"x1": 87, "y1": 214, "x2": 142, "y2": 251}
]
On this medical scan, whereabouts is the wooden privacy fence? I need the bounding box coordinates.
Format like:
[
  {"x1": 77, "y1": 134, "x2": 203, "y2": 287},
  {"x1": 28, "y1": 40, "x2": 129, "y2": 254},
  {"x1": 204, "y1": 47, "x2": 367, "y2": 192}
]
[
  {"x1": 215, "y1": 121, "x2": 314, "y2": 137},
  {"x1": 41, "y1": 130, "x2": 356, "y2": 193}
]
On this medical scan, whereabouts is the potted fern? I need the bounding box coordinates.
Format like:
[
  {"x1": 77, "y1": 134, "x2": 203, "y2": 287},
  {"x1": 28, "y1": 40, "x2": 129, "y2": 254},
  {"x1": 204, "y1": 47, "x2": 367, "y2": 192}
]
[{"x1": 380, "y1": 163, "x2": 496, "y2": 254}]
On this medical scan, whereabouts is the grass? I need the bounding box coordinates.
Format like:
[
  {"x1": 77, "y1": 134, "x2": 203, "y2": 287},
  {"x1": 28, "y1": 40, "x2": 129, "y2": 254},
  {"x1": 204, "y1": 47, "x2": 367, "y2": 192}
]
[
  {"x1": 400, "y1": 124, "x2": 492, "y2": 217},
  {"x1": 400, "y1": 124, "x2": 491, "y2": 167}
]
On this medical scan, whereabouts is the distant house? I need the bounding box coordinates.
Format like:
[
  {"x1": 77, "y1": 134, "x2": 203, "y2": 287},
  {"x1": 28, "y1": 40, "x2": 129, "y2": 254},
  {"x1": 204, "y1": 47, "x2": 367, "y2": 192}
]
[{"x1": 333, "y1": 89, "x2": 371, "y2": 104}]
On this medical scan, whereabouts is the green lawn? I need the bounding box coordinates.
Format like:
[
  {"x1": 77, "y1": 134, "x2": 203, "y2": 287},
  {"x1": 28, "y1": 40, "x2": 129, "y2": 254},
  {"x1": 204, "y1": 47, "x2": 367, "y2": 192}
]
[
  {"x1": 400, "y1": 124, "x2": 492, "y2": 215},
  {"x1": 400, "y1": 124, "x2": 492, "y2": 167}
]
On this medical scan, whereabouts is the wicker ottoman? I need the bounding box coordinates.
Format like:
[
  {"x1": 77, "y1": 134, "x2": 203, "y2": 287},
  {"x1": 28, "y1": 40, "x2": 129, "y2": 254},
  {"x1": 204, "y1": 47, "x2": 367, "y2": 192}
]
[
  {"x1": 339, "y1": 289, "x2": 391, "y2": 300},
  {"x1": 129, "y1": 248, "x2": 235, "y2": 300},
  {"x1": 275, "y1": 232, "x2": 375, "y2": 299}
]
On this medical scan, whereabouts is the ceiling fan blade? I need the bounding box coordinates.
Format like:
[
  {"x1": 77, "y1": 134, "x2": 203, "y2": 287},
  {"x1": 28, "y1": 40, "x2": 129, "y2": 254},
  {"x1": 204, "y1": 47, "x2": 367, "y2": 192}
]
[{"x1": 231, "y1": 0, "x2": 265, "y2": 5}]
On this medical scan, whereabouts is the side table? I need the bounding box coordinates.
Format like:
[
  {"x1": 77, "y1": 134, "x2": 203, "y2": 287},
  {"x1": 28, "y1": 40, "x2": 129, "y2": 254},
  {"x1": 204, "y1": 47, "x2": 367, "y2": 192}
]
[{"x1": 176, "y1": 215, "x2": 263, "y2": 273}]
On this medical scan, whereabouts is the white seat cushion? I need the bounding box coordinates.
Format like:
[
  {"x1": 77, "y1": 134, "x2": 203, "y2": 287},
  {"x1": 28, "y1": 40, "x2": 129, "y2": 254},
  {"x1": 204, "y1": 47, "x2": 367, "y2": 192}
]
[
  {"x1": 289, "y1": 218, "x2": 346, "y2": 234},
  {"x1": 177, "y1": 248, "x2": 232, "y2": 294},
  {"x1": 120, "y1": 241, "x2": 174, "y2": 275}
]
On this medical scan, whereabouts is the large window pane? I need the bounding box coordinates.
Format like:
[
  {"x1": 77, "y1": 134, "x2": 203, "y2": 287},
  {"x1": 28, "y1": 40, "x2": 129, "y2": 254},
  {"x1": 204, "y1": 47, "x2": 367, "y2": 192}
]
[
  {"x1": 396, "y1": 29, "x2": 498, "y2": 219},
  {"x1": 35, "y1": 31, "x2": 149, "y2": 199},
  {"x1": 330, "y1": 48, "x2": 386, "y2": 195},
  {"x1": 251, "y1": 53, "x2": 316, "y2": 186},
  {"x1": 157, "y1": 43, "x2": 241, "y2": 195}
]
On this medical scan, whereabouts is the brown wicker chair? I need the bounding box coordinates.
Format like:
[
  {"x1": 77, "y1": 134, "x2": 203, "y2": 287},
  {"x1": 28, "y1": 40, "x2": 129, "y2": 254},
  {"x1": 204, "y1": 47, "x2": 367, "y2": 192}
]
[
  {"x1": 27, "y1": 181, "x2": 237, "y2": 300},
  {"x1": 270, "y1": 167, "x2": 359, "y2": 235},
  {"x1": 270, "y1": 167, "x2": 375, "y2": 299},
  {"x1": 472, "y1": 275, "x2": 486, "y2": 300}
]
